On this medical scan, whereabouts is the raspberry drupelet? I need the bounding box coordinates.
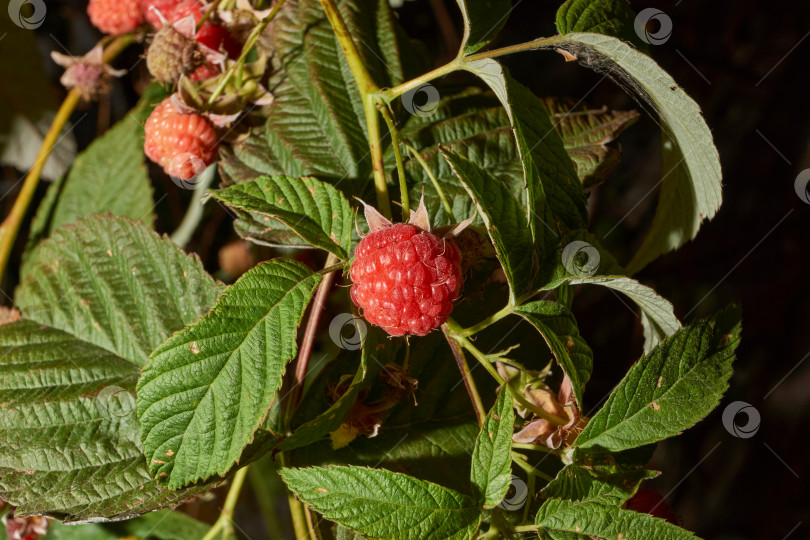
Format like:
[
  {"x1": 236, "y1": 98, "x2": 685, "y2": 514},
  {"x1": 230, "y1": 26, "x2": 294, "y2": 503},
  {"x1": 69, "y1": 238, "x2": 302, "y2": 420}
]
[
  {"x1": 88, "y1": 0, "x2": 144, "y2": 35},
  {"x1": 143, "y1": 96, "x2": 218, "y2": 180},
  {"x1": 350, "y1": 203, "x2": 462, "y2": 337}
]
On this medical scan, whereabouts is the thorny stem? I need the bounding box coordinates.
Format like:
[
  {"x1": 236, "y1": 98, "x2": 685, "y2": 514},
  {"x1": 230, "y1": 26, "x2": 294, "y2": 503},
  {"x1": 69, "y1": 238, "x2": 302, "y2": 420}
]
[
  {"x1": 0, "y1": 33, "x2": 133, "y2": 286},
  {"x1": 403, "y1": 142, "x2": 455, "y2": 220},
  {"x1": 442, "y1": 324, "x2": 486, "y2": 427},
  {"x1": 286, "y1": 253, "x2": 341, "y2": 424},
  {"x1": 200, "y1": 466, "x2": 249, "y2": 540},
  {"x1": 445, "y1": 318, "x2": 568, "y2": 426},
  {"x1": 379, "y1": 35, "x2": 561, "y2": 102},
  {"x1": 379, "y1": 106, "x2": 409, "y2": 221},
  {"x1": 206, "y1": 0, "x2": 287, "y2": 106}
]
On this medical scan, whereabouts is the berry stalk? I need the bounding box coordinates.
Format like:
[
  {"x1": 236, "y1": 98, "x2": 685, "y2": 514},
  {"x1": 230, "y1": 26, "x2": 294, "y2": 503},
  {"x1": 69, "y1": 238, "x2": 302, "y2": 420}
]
[{"x1": 0, "y1": 34, "x2": 133, "y2": 285}]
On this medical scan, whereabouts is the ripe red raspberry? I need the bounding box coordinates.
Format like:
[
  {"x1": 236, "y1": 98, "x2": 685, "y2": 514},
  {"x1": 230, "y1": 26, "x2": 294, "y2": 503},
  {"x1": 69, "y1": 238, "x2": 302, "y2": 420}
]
[
  {"x1": 143, "y1": 97, "x2": 218, "y2": 180},
  {"x1": 88, "y1": 0, "x2": 143, "y2": 35},
  {"x1": 350, "y1": 208, "x2": 462, "y2": 336},
  {"x1": 140, "y1": 0, "x2": 203, "y2": 27},
  {"x1": 625, "y1": 488, "x2": 679, "y2": 524},
  {"x1": 196, "y1": 23, "x2": 242, "y2": 58}
]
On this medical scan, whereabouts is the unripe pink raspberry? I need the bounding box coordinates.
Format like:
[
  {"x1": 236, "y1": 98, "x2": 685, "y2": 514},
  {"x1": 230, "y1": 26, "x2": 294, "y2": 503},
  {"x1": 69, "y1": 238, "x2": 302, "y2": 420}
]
[
  {"x1": 143, "y1": 97, "x2": 218, "y2": 180},
  {"x1": 350, "y1": 204, "x2": 462, "y2": 336},
  {"x1": 88, "y1": 0, "x2": 144, "y2": 35}
]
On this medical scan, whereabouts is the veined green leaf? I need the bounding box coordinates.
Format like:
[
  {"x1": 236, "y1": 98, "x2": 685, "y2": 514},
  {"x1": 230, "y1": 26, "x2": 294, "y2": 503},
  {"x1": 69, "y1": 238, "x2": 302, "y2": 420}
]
[
  {"x1": 441, "y1": 148, "x2": 534, "y2": 302},
  {"x1": 535, "y1": 499, "x2": 697, "y2": 538},
  {"x1": 515, "y1": 301, "x2": 593, "y2": 406},
  {"x1": 209, "y1": 175, "x2": 354, "y2": 259},
  {"x1": 281, "y1": 466, "x2": 482, "y2": 539},
  {"x1": 455, "y1": 0, "x2": 512, "y2": 55},
  {"x1": 137, "y1": 259, "x2": 322, "y2": 488},
  {"x1": 542, "y1": 97, "x2": 639, "y2": 187},
  {"x1": 220, "y1": 0, "x2": 425, "y2": 188},
  {"x1": 1, "y1": 216, "x2": 223, "y2": 522},
  {"x1": 394, "y1": 90, "x2": 524, "y2": 227},
  {"x1": 46, "y1": 114, "x2": 154, "y2": 234},
  {"x1": 470, "y1": 389, "x2": 514, "y2": 508},
  {"x1": 463, "y1": 59, "x2": 589, "y2": 261},
  {"x1": 556, "y1": 0, "x2": 646, "y2": 51},
  {"x1": 16, "y1": 216, "x2": 222, "y2": 367},
  {"x1": 543, "y1": 33, "x2": 722, "y2": 272},
  {"x1": 23, "y1": 84, "x2": 167, "y2": 264},
  {"x1": 575, "y1": 307, "x2": 741, "y2": 452},
  {"x1": 541, "y1": 465, "x2": 658, "y2": 506}
]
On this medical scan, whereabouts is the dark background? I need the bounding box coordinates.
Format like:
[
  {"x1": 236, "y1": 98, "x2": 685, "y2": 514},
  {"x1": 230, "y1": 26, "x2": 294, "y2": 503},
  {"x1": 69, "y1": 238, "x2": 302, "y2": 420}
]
[{"x1": 2, "y1": 1, "x2": 808, "y2": 539}]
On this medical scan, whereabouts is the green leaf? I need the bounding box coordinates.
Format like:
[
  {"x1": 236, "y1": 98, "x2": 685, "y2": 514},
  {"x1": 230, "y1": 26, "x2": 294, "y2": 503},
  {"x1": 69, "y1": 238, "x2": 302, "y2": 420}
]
[
  {"x1": 556, "y1": 0, "x2": 646, "y2": 51},
  {"x1": 209, "y1": 175, "x2": 354, "y2": 259},
  {"x1": 541, "y1": 465, "x2": 658, "y2": 506},
  {"x1": 515, "y1": 301, "x2": 593, "y2": 406},
  {"x1": 455, "y1": 0, "x2": 512, "y2": 55},
  {"x1": 441, "y1": 148, "x2": 534, "y2": 302},
  {"x1": 16, "y1": 216, "x2": 223, "y2": 367},
  {"x1": 463, "y1": 59, "x2": 589, "y2": 261},
  {"x1": 281, "y1": 466, "x2": 482, "y2": 539},
  {"x1": 137, "y1": 259, "x2": 322, "y2": 488},
  {"x1": 395, "y1": 90, "x2": 524, "y2": 227},
  {"x1": 542, "y1": 98, "x2": 639, "y2": 187},
  {"x1": 574, "y1": 307, "x2": 741, "y2": 452},
  {"x1": 1, "y1": 216, "x2": 223, "y2": 522},
  {"x1": 47, "y1": 115, "x2": 154, "y2": 234},
  {"x1": 470, "y1": 389, "x2": 514, "y2": 508},
  {"x1": 546, "y1": 33, "x2": 723, "y2": 272},
  {"x1": 220, "y1": 0, "x2": 424, "y2": 188},
  {"x1": 568, "y1": 276, "x2": 680, "y2": 354},
  {"x1": 535, "y1": 499, "x2": 697, "y2": 539},
  {"x1": 44, "y1": 510, "x2": 211, "y2": 540},
  {"x1": 279, "y1": 328, "x2": 378, "y2": 451}
]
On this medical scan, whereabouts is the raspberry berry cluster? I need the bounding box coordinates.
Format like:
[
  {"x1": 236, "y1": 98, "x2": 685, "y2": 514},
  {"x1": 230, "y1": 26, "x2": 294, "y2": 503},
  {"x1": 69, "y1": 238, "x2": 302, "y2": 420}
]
[{"x1": 350, "y1": 202, "x2": 463, "y2": 336}]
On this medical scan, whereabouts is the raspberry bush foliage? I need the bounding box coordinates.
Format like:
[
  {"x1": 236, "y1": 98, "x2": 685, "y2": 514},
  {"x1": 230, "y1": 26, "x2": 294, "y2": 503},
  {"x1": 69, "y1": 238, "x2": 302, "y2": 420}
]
[{"x1": 0, "y1": 0, "x2": 740, "y2": 538}]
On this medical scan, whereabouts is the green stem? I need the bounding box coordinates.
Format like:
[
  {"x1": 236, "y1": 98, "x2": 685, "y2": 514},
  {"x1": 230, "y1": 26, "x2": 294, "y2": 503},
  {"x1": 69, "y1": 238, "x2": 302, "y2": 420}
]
[
  {"x1": 379, "y1": 35, "x2": 561, "y2": 103},
  {"x1": 457, "y1": 303, "x2": 513, "y2": 337},
  {"x1": 207, "y1": 0, "x2": 287, "y2": 106},
  {"x1": 380, "y1": 106, "x2": 409, "y2": 221},
  {"x1": 380, "y1": 59, "x2": 461, "y2": 102},
  {"x1": 287, "y1": 492, "x2": 310, "y2": 540},
  {"x1": 365, "y1": 98, "x2": 392, "y2": 218},
  {"x1": 169, "y1": 164, "x2": 216, "y2": 248},
  {"x1": 523, "y1": 467, "x2": 536, "y2": 524},
  {"x1": 0, "y1": 33, "x2": 133, "y2": 286},
  {"x1": 403, "y1": 142, "x2": 455, "y2": 220},
  {"x1": 512, "y1": 442, "x2": 555, "y2": 454},
  {"x1": 445, "y1": 318, "x2": 568, "y2": 426},
  {"x1": 318, "y1": 0, "x2": 391, "y2": 218},
  {"x1": 511, "y1": 451, "x2": 553, "y2": 482},
  {"x1": 200, "y1": 466, "x2": 249, "y2": 540}
]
